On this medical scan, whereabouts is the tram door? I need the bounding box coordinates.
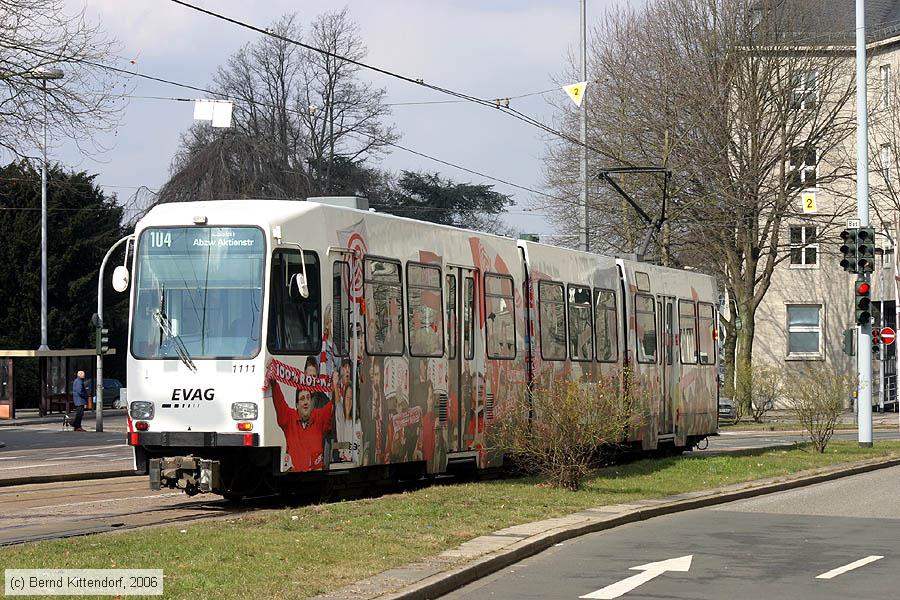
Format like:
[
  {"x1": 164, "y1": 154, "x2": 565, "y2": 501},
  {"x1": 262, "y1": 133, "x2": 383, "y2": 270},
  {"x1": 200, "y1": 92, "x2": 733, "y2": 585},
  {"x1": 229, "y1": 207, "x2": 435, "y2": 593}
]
[
  {"x1": 330, "y1": 254, "x2": 360, "y2": 467},
  {"x1": 446, "y1": 268, "x2": 479, "y2": 452},
  {"x1": 659, "y1": 297, "x2": 677, "y2": 435}
]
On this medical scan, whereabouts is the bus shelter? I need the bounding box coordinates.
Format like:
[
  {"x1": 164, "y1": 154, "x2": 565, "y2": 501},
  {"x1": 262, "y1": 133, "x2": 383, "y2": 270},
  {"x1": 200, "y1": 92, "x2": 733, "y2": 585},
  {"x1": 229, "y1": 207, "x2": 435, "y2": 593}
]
[{"x1": 0, "y1": 349, "x2": 110, "y2": 419}]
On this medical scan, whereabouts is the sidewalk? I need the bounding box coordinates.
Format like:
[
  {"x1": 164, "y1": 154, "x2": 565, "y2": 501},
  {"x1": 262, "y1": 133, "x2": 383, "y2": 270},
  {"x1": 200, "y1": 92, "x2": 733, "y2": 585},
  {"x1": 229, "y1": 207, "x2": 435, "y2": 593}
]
[{"x1": 0, "y1": 409, "x2": 128, "y2": 429}]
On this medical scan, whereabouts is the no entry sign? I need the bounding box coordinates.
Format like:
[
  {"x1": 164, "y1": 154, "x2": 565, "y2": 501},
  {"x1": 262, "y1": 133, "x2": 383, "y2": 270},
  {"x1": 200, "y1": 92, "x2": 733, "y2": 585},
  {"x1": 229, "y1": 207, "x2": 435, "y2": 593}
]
[{"x1": 881, "y1": 326, "x2": 896, "y2": 346}]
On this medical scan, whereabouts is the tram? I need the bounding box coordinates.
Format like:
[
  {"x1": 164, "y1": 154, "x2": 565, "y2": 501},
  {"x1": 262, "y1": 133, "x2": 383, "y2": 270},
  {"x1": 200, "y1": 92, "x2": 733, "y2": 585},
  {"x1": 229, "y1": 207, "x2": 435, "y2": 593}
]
[{"x1": 121, "y1": 197, "x2": 718, "y2": 496}]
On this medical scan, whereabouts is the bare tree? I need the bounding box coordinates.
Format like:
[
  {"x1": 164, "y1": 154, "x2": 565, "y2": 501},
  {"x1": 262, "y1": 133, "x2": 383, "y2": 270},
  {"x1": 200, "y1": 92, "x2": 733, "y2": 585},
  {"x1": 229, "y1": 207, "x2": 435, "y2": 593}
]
[
  {"x1": 158, "y1": 10, "x2": 397, "y2": 203},
  {"x1": 542, "y1": 0, "x2": 857, "y2": 409},
  {"x1": 0, "y1": 0, "x2": 122, "y2": 157}
]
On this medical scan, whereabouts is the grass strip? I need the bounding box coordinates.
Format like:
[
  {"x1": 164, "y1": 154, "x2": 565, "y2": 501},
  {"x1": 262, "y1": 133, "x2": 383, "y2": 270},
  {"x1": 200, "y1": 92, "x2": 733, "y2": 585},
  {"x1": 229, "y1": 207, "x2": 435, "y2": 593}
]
[{"x1": 2, "y1": 441, "x2": 898, "y2": 599}]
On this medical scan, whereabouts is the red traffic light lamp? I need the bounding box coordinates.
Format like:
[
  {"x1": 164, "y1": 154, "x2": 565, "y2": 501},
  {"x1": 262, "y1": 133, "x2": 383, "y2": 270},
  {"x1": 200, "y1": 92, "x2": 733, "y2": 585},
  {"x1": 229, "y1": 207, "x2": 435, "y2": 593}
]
[{"x1": 855, "y1": 279, "x2": 871, "y2": 325}]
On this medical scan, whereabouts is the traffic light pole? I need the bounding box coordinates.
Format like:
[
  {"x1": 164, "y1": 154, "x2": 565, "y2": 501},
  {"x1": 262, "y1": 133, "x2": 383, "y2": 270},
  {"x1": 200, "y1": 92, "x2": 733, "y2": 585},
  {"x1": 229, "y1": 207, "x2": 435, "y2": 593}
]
[
  {"x1": 856, "y1": 0, "x2": 873, "y2": 447},
  {"x1": 95, "y1": 234, "x2": 133, "y2": 433}
]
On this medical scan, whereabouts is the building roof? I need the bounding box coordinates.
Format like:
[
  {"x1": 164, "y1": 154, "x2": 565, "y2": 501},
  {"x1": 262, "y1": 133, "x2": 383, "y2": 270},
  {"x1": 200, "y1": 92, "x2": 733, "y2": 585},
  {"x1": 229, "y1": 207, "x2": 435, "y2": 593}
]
[{"x1": 772, "y1": 0, "x2": 900, "y2": 44}]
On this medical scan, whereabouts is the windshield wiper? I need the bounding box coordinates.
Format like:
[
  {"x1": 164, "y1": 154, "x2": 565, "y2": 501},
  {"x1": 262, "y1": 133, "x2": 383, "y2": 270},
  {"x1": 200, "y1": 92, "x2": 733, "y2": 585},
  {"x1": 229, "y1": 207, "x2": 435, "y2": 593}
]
[{"x1": 153, "y1": 309, "x2": 197, "y2": 372}]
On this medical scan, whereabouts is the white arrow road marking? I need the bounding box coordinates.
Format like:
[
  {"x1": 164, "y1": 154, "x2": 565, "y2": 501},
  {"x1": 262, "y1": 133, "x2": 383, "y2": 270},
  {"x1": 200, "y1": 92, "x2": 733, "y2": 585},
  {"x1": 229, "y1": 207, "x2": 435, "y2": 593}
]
[
  {"x1": 816, "y1": 556, "x2": 884, "y2": 580},
  {"x1": 580, "y1": 555, "x2": 693, "y2": 599}
]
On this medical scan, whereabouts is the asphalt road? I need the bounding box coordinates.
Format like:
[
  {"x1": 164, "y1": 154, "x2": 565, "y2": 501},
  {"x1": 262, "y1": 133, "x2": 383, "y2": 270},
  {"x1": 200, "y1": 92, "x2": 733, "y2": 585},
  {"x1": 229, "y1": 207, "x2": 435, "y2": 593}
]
[
  {"x1": 0, "y1": 418, "x2": 131, "y2": 482},
  {"x1": 702, "y1": 429, "x2": 900, "y2": 452},
  {"x1": 441, "y1": 465, "x2": 900, "y2": 600}
]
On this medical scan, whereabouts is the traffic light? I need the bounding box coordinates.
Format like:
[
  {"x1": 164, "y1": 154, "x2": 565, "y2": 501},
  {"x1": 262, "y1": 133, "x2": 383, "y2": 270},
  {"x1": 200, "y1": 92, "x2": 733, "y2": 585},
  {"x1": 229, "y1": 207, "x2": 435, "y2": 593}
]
[
  {"x1": 95, "y1": 327, "x2": 109, "y2": 355},
  {"x1": 855, "y1": 280, "x2": 871, "y2": 325},
  {"x1": 840, "y1": 228, "x2": 858, "y2": 273},
  {"x1": 842, "y1": 327, "x2": 856, "y2": 356},
  {"x1": 872, "y1": 327, "x2": 882, "y2": 356},
  {"x1": 857, "y1": 226, "x2": 876, "y2": 274}
]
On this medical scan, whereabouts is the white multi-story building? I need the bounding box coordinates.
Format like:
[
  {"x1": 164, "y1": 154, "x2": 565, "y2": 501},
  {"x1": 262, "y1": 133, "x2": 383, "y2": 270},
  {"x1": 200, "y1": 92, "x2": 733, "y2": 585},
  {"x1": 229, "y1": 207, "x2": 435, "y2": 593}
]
[{"x1": 753, "y1": 4, "x2": 900, "y2": 409}]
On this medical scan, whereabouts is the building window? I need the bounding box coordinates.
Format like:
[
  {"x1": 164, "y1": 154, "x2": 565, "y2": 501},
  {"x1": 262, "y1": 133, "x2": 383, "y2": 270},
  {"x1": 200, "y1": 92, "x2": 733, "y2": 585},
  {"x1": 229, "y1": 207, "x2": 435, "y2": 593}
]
[
  {"x1": 787, "y1": 304, "x2": 822, "y2": 357},
  {"x1": 788, "y1": 146, "x2": 817, "y2": 190},
  {"x1": 881, "y1": 64, "x2": 891, "y2": 108},
  {"x1": 789, "y1": 225, "x2": 817, "y2": 267},
  {"x1": 881, "y1": 143, "x2": 892, "y2": 185},
  {"x1": 791, "y1": 71, "x2": 817, "y2": 110}
]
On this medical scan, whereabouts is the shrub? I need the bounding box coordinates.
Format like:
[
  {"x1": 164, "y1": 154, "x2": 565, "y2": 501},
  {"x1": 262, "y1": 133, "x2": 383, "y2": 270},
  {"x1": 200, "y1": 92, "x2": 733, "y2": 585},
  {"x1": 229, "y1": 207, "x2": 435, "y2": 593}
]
[
  {"x1": 493, "y1": 370, "x2": 643, "y2": 490},
  {"x1": 749, "y1": 364, "x2": 783, "y2": 423},
  {"x1": 784, "y1": 365, "x2": 852, "y2": 453}
]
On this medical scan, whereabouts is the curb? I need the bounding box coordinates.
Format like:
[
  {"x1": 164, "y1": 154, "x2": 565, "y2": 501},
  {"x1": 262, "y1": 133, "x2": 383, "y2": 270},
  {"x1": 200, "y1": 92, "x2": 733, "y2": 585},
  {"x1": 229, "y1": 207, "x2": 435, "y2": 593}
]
[
  {"x1": 321, "y1": 455, "x2": 900, "y2": 600},
  {"x1": 0, "y1": 469, "x2": 137, "y2": 488},
  {"x1": 0, "y1": 410, "x2": 127, "y2": 428}
]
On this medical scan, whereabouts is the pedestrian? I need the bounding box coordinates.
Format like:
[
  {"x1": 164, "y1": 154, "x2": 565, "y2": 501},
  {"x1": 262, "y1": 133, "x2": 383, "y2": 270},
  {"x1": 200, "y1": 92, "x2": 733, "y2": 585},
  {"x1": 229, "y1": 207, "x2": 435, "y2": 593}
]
[{"x1": 71, "y1": 370, "x2": 88, "y2": 432}]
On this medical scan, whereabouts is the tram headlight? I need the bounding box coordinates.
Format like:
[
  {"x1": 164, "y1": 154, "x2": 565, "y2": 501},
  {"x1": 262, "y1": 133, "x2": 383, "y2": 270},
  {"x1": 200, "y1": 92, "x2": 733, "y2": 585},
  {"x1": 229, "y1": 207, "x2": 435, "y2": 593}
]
[
  {"x1": 231, "y1": 402, "x2": 258, "y2": 420},
  {"x1": 129, "y1": 401, "x2": 154, "y2": 420}
]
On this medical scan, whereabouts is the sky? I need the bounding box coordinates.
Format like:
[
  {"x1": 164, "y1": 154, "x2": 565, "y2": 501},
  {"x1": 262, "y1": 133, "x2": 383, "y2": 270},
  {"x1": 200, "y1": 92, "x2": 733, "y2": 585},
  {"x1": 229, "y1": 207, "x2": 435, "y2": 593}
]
[{"x1": 50, "y1": 0, "x2": 601, "y2": 235}]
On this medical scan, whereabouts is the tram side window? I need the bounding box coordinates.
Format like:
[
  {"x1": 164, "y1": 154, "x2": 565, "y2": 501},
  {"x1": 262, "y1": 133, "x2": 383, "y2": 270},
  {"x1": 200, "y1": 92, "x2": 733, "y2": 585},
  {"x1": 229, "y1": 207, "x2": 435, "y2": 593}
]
[
  {"x1": 364, "y1": 257, "x2": 405, "y2": 356},
  {"x1": 485, "y1": 273, "x2": 516, "y2": 359},
  {"x1": 698, "y1": 302, "x2": 716, "y2": 364},
  {"x1": 464, "y1": 276, "x2": 475, "y2": 360},
  {"x1": 539, "y1": 280, "x2": 566, "y2": 361},
  {"x1": 635, "y1": 294, "x2": 658, "y2": 364},
  {"x1": 332, "y1": 261, "x2": 350, "y2": 358},
  {"x1": 678, "y1": 300, "x2": 698, "y2": 365},
  {"x1": 407, "y1": 263, "x2": 444, "y2": 357},
  {"x1": 268, "y1": 251, "x2": 322, "y2": 354},
  {"x1": 594, "y1": 288, "x2": 618, "y2": 363},
  {"x1": 568, "y1": 285, "x2": 593, "y2": 361},
  {"x1": 446, "y1": 274, "x2": 457, "y2": 360}
]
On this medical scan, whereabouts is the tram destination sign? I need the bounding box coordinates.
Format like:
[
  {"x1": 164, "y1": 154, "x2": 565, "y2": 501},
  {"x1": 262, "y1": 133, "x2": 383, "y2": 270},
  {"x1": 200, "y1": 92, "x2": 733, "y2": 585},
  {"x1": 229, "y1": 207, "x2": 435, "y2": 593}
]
[{"x1": 142, "y1": 227, "x2": 262, "y2": 254}]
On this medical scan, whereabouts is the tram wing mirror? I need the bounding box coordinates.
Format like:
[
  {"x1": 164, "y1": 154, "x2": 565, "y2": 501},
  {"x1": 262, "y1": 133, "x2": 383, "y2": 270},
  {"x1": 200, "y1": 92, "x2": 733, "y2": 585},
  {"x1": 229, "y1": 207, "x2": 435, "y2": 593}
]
[
  {"x1": 290, "y1": 273, "x2": 309, "y2": 299},
  {"x1": 112, "y1": 265, "x2": 130, "y2": 293}
]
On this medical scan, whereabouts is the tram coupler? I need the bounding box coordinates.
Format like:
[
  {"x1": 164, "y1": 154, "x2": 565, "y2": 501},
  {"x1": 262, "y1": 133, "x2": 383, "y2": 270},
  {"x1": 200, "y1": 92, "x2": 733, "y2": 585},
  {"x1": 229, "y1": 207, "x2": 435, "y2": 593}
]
[{"x1": 149, "y1": 456, "x2": 221, "y2": 496}]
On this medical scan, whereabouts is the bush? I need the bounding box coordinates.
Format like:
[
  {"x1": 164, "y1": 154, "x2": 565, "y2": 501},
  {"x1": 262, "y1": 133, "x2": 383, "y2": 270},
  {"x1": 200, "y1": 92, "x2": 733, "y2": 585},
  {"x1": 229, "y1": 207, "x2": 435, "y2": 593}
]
[
  {"x1": 749, "y1": 364, "x2": 783, "y2": 423},
  {"x1": 784, "y1": 365, "x2": 852, "y2": 453},
  {"x1": 493, "y1": 371, "x2": 643, "y2": 490}
]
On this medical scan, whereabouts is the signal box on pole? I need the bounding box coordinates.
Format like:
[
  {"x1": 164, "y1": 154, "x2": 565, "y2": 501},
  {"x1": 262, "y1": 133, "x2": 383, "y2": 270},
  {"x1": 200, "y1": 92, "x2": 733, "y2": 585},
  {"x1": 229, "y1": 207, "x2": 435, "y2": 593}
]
[
  {"x1": 857, "y1": 227, "x2": 876, "y2": 274},
  {"x1": 840, "y1": 228, "x2": 858, "y2": 273}
]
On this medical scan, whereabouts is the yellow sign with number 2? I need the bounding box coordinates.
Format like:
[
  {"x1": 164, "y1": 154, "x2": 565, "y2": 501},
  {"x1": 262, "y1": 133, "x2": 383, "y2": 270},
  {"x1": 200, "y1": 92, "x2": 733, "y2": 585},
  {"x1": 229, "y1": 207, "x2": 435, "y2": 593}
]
[{"x1": 802, "y1": 192, "x2": 816, "y2": 213}]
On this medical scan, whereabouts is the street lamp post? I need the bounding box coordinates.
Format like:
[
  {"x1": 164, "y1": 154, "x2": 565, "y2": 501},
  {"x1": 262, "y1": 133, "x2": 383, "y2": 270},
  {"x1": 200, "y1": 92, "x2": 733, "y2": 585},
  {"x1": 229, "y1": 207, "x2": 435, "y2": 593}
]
[{"x1": 26, "y1": 66, "x2": 64, "y2": 351}]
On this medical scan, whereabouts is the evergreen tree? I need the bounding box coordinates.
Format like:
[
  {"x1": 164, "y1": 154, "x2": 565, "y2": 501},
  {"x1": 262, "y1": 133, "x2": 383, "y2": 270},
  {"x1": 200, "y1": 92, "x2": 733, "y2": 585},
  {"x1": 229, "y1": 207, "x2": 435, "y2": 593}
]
[{"x1": 0, "y1": 161, "x2": 128, "y2": 401}]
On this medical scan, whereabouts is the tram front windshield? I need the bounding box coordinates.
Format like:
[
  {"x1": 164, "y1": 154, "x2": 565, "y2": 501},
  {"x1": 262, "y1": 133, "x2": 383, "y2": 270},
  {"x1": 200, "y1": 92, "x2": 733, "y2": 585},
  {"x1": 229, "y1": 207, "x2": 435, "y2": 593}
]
[{"x1": 131, "y1": 226, "x2": 265, "y2": 360}]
